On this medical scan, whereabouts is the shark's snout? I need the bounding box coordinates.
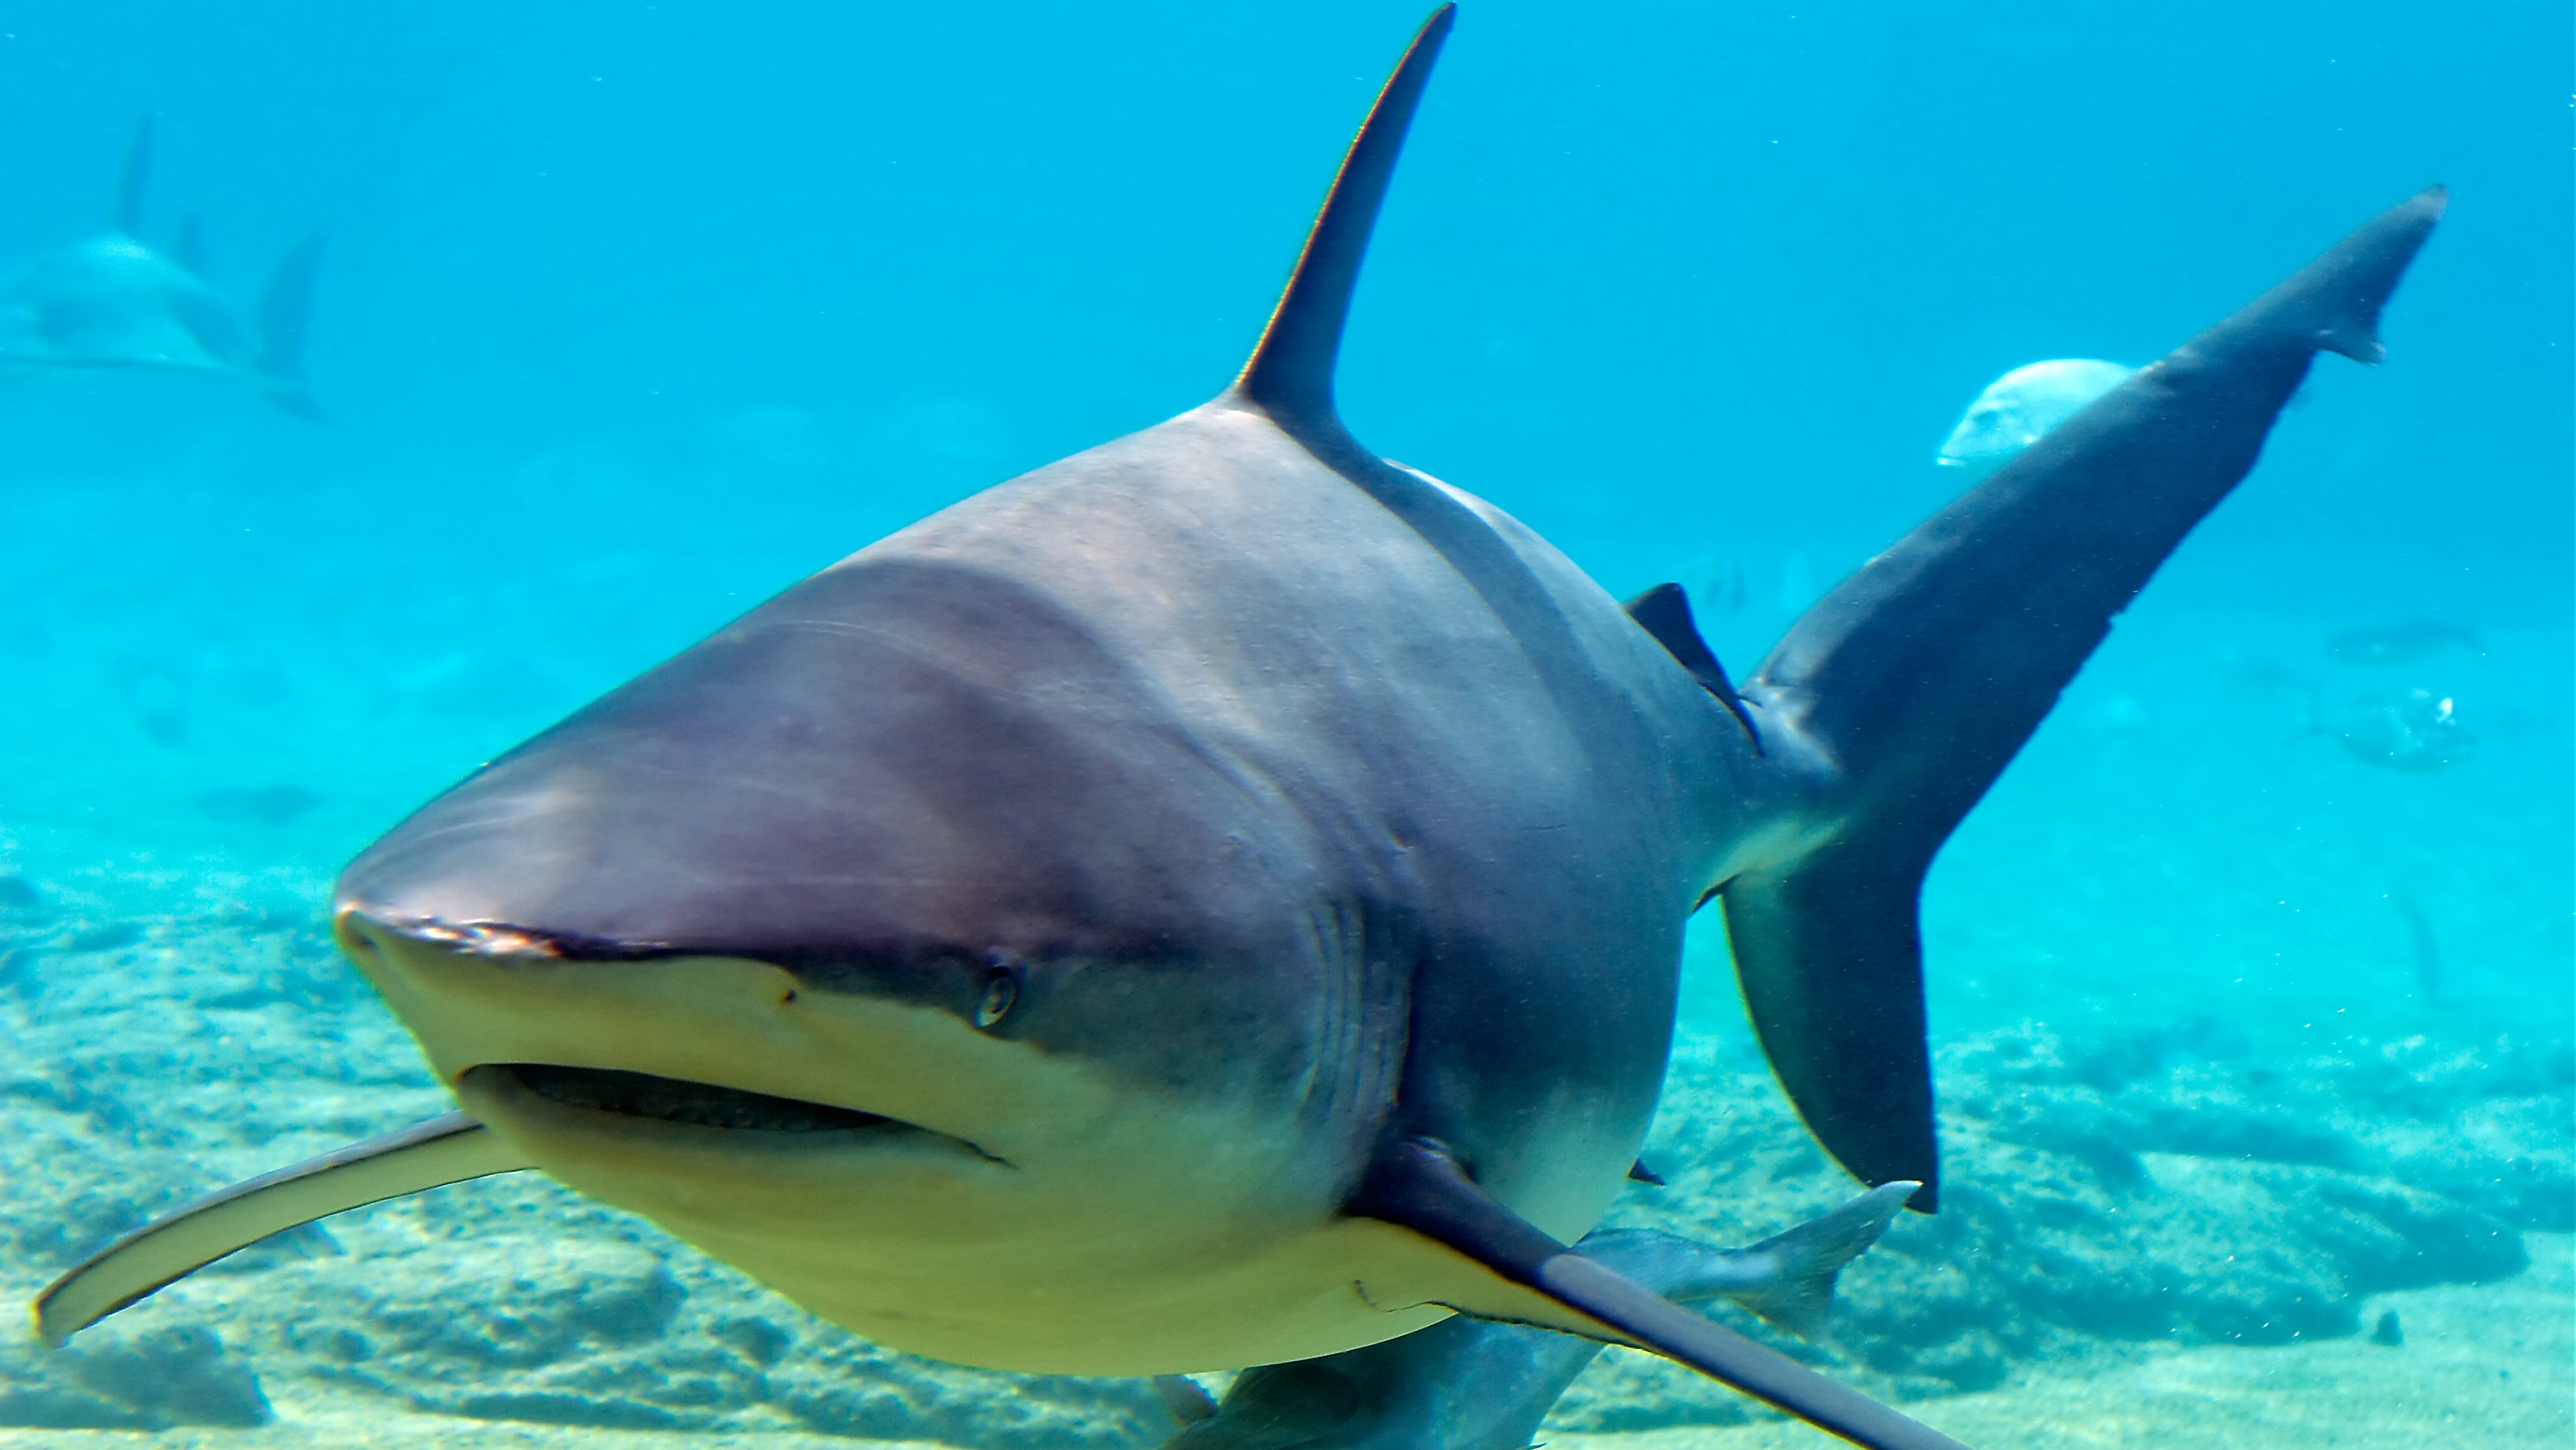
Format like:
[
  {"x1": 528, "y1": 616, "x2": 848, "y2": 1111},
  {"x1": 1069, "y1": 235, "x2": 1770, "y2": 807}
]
[{"x1": 331, "y1": 904, "x2": 1105, "y2": 1170}]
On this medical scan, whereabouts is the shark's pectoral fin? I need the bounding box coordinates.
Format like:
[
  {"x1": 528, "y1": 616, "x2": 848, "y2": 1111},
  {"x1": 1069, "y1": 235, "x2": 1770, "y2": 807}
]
[
  {"x1": 1349, "y1": 1138, "x2": 1973, "y2": 1450},
  {"x1": 1719, "y1": 843, "x2": 1939, "y2": 1208},
  {"x1": 33, "y1": 1112, "x2": 526, "y2": 1346}
]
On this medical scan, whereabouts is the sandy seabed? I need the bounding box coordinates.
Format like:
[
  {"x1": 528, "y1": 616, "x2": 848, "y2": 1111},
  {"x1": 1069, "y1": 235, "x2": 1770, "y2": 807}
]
[
  {"x1": 1556, "y1": 1232, "x2": 2573, "y2": 1450},
  {"x1": 2, "y1": 1236, "x2": 2561, "y2": 1450}
]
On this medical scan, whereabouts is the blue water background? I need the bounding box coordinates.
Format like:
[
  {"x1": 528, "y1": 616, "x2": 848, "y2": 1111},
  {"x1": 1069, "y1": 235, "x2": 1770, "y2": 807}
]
[{"x1": 1, "y1": 2, "x2": 2567, "y2": 1063}]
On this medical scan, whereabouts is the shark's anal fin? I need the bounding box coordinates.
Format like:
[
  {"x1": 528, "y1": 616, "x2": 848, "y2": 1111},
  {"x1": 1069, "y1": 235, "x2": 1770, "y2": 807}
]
[
  {"x1": 1728, "y1": 187, "x2": 2447, "y2": 1212},
  {"x1": 1626, "y1": 583, "x2": 1760, "y2": 750},
  {"x1": 32, "y1": 1112, "x2": 527, "y2": 1346},
  {"x1": 1231, "y1": 5, "x2": 1453, "y2": 429},
  {"x1": 1350, "y1": 1138, "x2": 1973, "y2": 1450}
]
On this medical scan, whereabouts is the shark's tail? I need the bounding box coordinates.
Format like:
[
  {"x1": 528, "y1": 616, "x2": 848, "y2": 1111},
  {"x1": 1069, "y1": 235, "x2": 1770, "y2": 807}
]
[
  {"x1": 1726, "y1": 187, "x2": 2447, "y2": 1212},
  {"x1": 253, "y1": 230, "x2": 326, "y2": 419}
]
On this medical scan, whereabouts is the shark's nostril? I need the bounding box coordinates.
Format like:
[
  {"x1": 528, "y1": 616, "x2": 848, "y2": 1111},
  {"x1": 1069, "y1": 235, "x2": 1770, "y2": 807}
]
[{"x1": 332, "y1": 911, "x2": 385, "y2": 962}]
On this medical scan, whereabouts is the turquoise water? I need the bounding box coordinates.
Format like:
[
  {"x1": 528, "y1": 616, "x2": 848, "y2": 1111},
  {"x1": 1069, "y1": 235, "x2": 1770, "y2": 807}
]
[{"x1": 1, "y1": 3, "x2": 2567, "y2": 1447}]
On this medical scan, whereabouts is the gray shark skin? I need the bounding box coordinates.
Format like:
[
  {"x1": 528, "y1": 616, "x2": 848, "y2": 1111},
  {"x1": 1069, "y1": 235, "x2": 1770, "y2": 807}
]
[
  {"x1": 1164, "y1": 1182, "x2": 1917, "y2": 1450},
  {"x1": 0, "y1": 118, "x2": 323, "y2": 416},
  {"x1": 34, "y1": 9, "x2": 2443, "y2": 1450}
]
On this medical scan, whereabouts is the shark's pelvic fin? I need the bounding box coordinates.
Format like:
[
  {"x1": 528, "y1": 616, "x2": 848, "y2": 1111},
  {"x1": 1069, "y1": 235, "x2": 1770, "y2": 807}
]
[
  {"x1": 1351, "y1": 1138, "x2": 1969, "y2": 1450},
  {"x1": 1716, "y1": 1179, "x2": 1915, "y2": 1340},
  {"x1": 1231, "y1": 4, "x2": 1453, "y2": 431},
  {"x1": 33, "y1": 1112, "x2": 526, "y2": 1346},
  {"x1": 1152, "y1": 1373, "x2": 1220, "y2": 1427},
  {"x1": 253, "y1": 230, "x2": 327, "y2": 419},
  {"x1": 1728, "y1": 186, "x2": 2447, "y2": 1212},
  {"x1": 114, "y1": 116, "x2": 154, "y2": 237}
]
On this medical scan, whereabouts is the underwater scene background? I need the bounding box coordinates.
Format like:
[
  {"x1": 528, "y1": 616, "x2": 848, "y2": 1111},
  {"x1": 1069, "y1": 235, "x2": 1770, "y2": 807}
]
[{"x1": 0, "y1": 1, "x2": 2567, "y2": 1447}]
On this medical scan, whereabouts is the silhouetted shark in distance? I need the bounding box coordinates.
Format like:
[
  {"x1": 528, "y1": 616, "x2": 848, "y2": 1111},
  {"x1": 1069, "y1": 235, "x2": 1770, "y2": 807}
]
[{"x1": 0, "y1": 117, "x2": 322, "y2": 416}]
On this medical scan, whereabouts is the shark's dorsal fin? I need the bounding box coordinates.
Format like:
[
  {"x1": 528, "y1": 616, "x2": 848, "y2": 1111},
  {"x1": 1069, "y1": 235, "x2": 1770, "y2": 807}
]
[
  {"x1": 1231, "y1": 5, "x2": 1453, "y2": 428},
  {"x1": 115, "y1": 116, "x2": 154, "y2": 237}
]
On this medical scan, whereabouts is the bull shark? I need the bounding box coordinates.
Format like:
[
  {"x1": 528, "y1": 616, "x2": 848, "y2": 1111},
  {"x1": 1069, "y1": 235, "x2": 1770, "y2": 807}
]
[
  {"x1": 32, "y1": 9, "x2": 2441, "y2": 1449},
  {"x1": 0, "y1": 118, "x2": 323, "y2": 417}
]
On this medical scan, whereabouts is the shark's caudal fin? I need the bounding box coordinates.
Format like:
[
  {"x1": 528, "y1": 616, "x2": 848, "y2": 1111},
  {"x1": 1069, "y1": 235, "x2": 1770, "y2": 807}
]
[
  {"x1": 114, "y1": 116, "x2": 154, "y2": 236},
  {"x1": 32, "y1": 1113, "x2": 526, "y2": 1346},
  {"x1": 253, "y1": 230, "x2": 326, "y2": 419},
  {"x1": 1230, "y1": 4, "x2": 1452, "y2": 433},
  {"x1": 1353, "y1": 1138, "x2": 1969, "y2": 1450},
  {"x1": 1727, "y1": 187, "x2": 2447, "y2": 1211}
]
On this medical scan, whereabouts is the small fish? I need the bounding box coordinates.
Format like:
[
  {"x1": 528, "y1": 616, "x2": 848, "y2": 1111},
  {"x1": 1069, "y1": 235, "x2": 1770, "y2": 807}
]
[
  {"x1": 1936, "y1": 358, "x2": 2136, "y2": 474},
  {"x1": 2388, "y1": 888, "x2": 2449, "y2": 1006},
  {"x1": 1680, "y1": 554, "x2": 1749, "y2": 615},
  {"x1": 2324, "y1": 619, "x2": 2478, "y2": 667},
  {"x1": 111, "y1": 656, "x2": 189, "y2": 748},
  {"x1": 193, "y1": 785, "x2": 323, "y2": 826},
  {"x1": 0, "y1": 118, "x2": 322, "y2": 416},
  {"x1": 2315, "y1": 689, "x2": 2476, "y2": 772}
]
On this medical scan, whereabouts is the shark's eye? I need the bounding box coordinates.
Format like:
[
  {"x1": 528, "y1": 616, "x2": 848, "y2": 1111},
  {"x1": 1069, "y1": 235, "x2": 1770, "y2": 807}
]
[{"x1": 974, "y1": 962, "x2": 1022, "y2": 1031}]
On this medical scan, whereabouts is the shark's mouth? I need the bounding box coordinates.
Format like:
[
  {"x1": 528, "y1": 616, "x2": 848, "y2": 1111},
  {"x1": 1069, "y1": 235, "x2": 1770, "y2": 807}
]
[
  {"x1": 488, "y1": 1063, "x2": 889, "y2": 1133},
  {"x1": 463, "y1": 1063, "x2": 1011, "y2": 1165}
]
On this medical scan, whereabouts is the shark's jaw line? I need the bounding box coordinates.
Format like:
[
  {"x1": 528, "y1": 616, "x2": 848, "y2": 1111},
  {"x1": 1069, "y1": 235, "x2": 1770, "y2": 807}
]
[{"x1": 463, "y1": 1063, "x2": 1013, "y2": 1164}]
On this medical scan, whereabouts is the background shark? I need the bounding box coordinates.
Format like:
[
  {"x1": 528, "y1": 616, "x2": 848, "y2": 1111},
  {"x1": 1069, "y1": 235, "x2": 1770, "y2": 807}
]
[{"x1": 0, "y1": 118, "x2": 322, "y2": 417}]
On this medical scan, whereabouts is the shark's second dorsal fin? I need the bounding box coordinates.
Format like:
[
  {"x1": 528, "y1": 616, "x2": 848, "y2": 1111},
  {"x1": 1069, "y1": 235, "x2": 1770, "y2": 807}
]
[
  {"x1": 1626, "y1": 583, "x2": 1760, "y2": 750},
  {"x1": 116, "y1": 116, "x2": 154, "y2": 236},
  {"x1": 1230, "y1": 5, "x2": 1454, "y2": 429}
]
